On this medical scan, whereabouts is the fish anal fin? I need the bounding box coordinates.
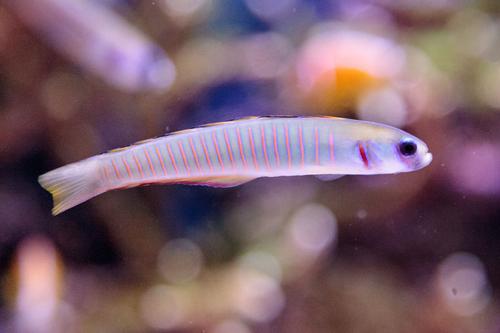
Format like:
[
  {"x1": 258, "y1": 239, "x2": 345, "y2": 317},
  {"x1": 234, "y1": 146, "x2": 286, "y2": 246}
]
[
  {"x1": 165, "y1": 175, "x2": 256, "y2": 188},
  {"x1": 315, "y1": 174, "x2": 345, "y2": 181}
]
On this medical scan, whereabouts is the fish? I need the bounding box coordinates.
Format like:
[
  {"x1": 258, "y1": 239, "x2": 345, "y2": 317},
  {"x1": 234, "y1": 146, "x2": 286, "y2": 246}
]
[
  {"x1": 5, "y1": 0, "x2": 176, "y2": 92},
  {"x1": 38, "y1": 116, "x2": 433, "y2": 215}
]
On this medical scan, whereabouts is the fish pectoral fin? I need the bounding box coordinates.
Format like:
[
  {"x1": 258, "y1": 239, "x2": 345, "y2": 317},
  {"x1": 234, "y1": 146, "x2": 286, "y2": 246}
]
[
  {"x1": 315, "y1": 174, "x2": 345, "y2": 181},
  {"x1": 168, "y1": 175, "x2": 257, "y2": 188}
]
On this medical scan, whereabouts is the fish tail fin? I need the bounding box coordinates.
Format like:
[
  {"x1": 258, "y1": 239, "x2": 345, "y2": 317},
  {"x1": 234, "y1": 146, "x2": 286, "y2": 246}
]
[{"x1": 38, "y1": 158, "x2": 104, "y2": 215}]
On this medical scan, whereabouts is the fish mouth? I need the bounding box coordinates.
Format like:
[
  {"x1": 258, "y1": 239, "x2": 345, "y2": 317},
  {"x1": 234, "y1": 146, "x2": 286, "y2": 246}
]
[
  {"x1": 411, "y1": 151, "x2": 432, "y2": 170},
  {"x1": 420, "y1": 152, "x2": 433, "y2": 168}
]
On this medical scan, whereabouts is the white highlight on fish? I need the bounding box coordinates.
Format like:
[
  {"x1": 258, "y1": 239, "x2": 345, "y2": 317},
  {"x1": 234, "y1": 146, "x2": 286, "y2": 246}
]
[
  {"x1": 5, "y1": 0, "x2": 176, "y2": 91},
  {"x1": 39, "y1": 116, "x2": 433, "y2": 215}
]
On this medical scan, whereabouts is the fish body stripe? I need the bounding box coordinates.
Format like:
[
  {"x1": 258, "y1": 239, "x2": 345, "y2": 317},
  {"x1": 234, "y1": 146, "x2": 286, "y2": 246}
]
[
  {"x1": 155, "y1": 146, "x2": 168, "y2": 175},
  {"x1": 189, "y1": 137, "x2": 202, "y2": 172},
  {"x1": 358, "y1": 141, "x2": 370, "y2": 168},
  {"x1": 177, "y1": 141, "x2": 191, "y2": 175},
  {"x1": 284, "y1": 123, "x2": 292, "y2": 168},
  {"x1": 199, "y1": 134, "x2": 213, "y2": 172},
  {"x1": 102, "y1": 164, "x2": 111, "y2": 181},
  {"x1": 248, "y1": 127, "x2": 259, "y2": 170},
  {"x1": 224, "y1": 128, "x2": 235, "y2": 168},
  {"x1": 132, "y1": 153, "x2": 145, "y2": 178},
  {"x1": 111, "y1": 159, "x2": 121, "y2": 179},
  {"x1": 261, "y1": 125, "x2": 271, "y2": 169},
  {"x1": 212, "y1": 131, "x2": 225, "y2": 171},
  {"x1": 298, "y1": 124, "x2": 305, "y2": 168},
  {"x1": 121, "y1": 156, "x2": 133, "y2": 178},
  {"x1": 144, "y1": 149, "x2": 156, "y2": 177},
  {"x1": 236, "y1": 127, "x2": 248, "y2": 169},
  {"x1": 272, "y1": 124, "x2": 280, "y2": 167},
  {"x1": 329, "y1": 132, "x2": 334, "y2": 162},
  {"x1": 166, "y1": 143, "x2": 179, "y2": 175}
]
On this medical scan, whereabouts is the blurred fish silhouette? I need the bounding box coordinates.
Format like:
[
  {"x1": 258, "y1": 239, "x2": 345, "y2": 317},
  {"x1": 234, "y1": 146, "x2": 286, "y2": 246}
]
[
  {"x1": 39, "y1": 116, "x2": 432, "y2": 215},
  {"x1": 5, "y1": 0, "x2": 176, "y2": 92}
]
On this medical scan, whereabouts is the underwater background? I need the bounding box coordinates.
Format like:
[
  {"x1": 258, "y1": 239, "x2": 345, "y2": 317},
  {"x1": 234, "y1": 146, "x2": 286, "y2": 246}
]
[{"x1": 1, "y1": 0, "x2": 500, "y2": 332}]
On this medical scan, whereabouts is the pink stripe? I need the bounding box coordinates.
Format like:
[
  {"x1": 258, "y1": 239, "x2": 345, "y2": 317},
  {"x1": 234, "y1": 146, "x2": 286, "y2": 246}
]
[
  {"x1": 212, "y1": 132, "x2": 225, "y2": 171},
  {"x1": 272, "y1": 124, "x2": 280, "y2": 168},
  {"x1": 236, "y1": 127, "x2": 248, "y2": 169},
  {"x1": 248, "y1": 127, "x2": 259, "y2": 170},
  {"x1": 132, "y1": 153, "x2": 145, "y2": 178},
  {"x1": 111, "y1": 159, "x2": 121, "y2": 179},
  {"x1": 261, "y1": 125, "x2": 271, "y2": 170},
  {"x1": 299, "y1": 126, "x2": 304, "y2": 167},
  {"x1": 284, "y1": 124, "x2": 291, "y2": 169},
  {"x1": 103, "y1": 164, "x2": 111, "y2": 181},
  {"x1": 358, "y1": 142, "x2": 370, "y2": 168},
  {"x1": 144, "y1": 149, "x2": 157, "y2": 177},
  {"x1": 99, "y1": 166, "x2": 107, "y2": 183},
  {"x1": 155, "y1": 146, "x2": 168, "y2": 176},
  {"x1": 224, "y1": 129, "x2": 235, "y2": 168},
  {"x1": 121, "y1": 156, "x2": 133, "y2": 178},
  {"x1": 166, "y1": 144, "x2": 179, "y2": 175},
  {"x1": 177, "y1": 141, "x2": 191, "y2": 175},
  {"x1": 329, "y1": 132, "x2": 334, "y2": 162},
  {"x1": 200, "y1": 134, "x2": 213, "y2": 172},
  {"x1": 189, "y1": 137, "x2": 201, "y2": 172},
  {"x1": 315, "y1": 127, "x2": 319, "y2": 165}
]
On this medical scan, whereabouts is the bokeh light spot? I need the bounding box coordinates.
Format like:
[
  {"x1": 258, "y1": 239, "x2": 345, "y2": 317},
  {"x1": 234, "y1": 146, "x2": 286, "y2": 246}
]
[
  {"x1": 232, "y1": 269, "x2": 285, "y2": 323},
  {"x1": 140, "y1": 285, "x2": 185, "y2": 330},
  {"x1": 158, "y1": 238, "x2": 204, "y2": 284},
  {"x1": 288, "y1": 203, "x2": 338, "y2": 256},
  {"x1": 437, "y1": 252, "x2": 491, "y2": 317},
  {"x1": 357, "y1": 87, "x2": 407, "y2": 127}
]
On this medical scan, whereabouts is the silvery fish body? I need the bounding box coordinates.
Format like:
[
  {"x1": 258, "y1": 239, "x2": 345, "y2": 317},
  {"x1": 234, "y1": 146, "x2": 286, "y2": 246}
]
[
  {"x1": 6, "y1": 0, "x2": 175, "y2": 91},
  {"x1": 39, "y1": 117, "x2": 433, "y2": 215}
]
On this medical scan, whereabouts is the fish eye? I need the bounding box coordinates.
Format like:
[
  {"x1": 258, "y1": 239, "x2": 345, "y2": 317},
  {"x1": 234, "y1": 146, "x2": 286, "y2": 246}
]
[{"x1": 398, "y1": 139, "x2": 417, "y2": 157}]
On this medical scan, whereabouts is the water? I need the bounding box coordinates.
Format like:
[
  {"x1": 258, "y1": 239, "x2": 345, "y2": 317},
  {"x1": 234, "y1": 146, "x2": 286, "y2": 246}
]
[{"x1": 1, "y1": 0, "x2": 499, "y2": 332}]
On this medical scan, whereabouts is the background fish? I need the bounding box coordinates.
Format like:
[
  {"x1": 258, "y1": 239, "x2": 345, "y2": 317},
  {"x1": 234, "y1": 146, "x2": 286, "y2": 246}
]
[
  {"x1": 5, "y1": 0, "x2": 176, "y2": 92},
  {"x1": 39, "y1": 116, "x2": 432, "y2": 215}
]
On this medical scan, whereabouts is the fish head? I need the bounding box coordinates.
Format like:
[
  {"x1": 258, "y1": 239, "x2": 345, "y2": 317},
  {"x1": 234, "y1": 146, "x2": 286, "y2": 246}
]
[{"x1": 364, "y1": 126, "x2": 432, "y2": 174}]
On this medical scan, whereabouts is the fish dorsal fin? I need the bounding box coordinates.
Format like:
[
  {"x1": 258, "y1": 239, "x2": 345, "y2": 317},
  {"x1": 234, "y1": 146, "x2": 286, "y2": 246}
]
[
  {"x1": 198, "y1": 116, "x2": 259, "y2": 128},
  {"x1": 315, "y1": 174, "x2": 345, "y2": 181},
  {"x1": 108, "y1": 137, "x2": 160, "y2": 153},
  {"x1": 163, "y1": 116, "x2": 345, "y2": 137},
  {"x1": 164, "y1": 175, "x2": 256, "y2": 188}
]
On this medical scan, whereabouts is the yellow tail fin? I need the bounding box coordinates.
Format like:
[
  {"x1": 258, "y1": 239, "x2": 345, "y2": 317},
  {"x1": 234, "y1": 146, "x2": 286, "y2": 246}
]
[{"x1": 38, "y1": 158, "x2": 104, "y2": 215}]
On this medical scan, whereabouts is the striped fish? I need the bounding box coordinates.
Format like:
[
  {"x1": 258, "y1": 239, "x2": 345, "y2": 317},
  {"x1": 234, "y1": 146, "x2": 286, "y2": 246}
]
[{"x1": 39, "y1": 116, "x2": 432, "y2": 215}]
